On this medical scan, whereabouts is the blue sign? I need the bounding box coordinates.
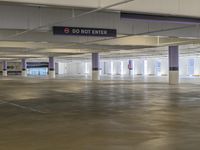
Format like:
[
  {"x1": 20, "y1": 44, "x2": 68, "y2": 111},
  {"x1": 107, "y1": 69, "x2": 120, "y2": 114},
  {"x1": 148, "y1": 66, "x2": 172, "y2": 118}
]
[{"x1": 53, "y1": 26, "x2": 117, "y2": 37}]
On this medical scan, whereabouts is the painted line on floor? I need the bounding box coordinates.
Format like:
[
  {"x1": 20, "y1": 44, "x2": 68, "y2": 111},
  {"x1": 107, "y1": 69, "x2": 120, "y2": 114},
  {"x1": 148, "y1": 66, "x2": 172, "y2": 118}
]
[{"x1": 0, "y1": 100, "x2": 47, "y2": 114}]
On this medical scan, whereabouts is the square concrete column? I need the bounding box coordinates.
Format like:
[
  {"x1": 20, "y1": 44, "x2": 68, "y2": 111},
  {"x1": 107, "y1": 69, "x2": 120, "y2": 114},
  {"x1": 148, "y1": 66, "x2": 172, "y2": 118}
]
[
  {"x1": 21, "y1": 59, "x2": 27, "y2": 77},
  {"x1": 49, "y1": 57, "x2": 55, "y2": 78},
  {"x1": 2, "y1": 61, "x2": 7, "y2": 77},
  {"x1": 169, "y1": 46, "x2": 179, "y2": 84},
  {"x1": 128, "y1": 60, "x2": 133, "y2": 75},
  {"x1": 92, "y1": 53, "x2": 100, "y2": 80}
]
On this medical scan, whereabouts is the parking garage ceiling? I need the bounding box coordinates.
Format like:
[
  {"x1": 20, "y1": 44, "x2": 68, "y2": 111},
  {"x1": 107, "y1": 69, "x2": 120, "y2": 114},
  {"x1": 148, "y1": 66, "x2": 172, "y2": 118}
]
[
  {"x1": 0, "y1": 1, "x2": 200, "y2": 60},
  {"x1": 1, "y1": 0, "x2": 200, "y2": 17},
  {"x1": 0, "y1": 36, "x2": 200, "y2": 59}
]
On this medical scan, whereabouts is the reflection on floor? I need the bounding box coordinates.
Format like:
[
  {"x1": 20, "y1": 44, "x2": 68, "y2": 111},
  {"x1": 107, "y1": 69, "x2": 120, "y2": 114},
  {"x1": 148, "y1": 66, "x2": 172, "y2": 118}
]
[{"x1": 0, "y1": 77, "x2": 200, "y2": 150}]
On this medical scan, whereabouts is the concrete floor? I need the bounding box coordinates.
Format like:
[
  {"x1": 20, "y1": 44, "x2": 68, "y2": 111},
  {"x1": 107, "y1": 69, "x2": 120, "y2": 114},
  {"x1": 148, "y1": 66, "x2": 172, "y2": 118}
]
[{"x1": 0, "y1": 77, "x2": 200, "y2": 150}]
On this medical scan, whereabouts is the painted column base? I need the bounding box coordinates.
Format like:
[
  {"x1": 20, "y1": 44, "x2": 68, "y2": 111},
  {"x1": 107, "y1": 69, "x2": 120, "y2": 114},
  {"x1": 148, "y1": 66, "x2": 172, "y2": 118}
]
[
  {"x1": 22, "y1": 70, "x2": 27, "y2": 77},
  {"x1": 49, "y1": 70, "x2": 55, "y2": 78},
  {"x1": 92, "y1": 70, "x2": 100, "y2": 80},
  {"x1": 3, "y1": 71, "x2": 7, "y2": 77},
  {"x1": 129, "y1": 70, "x2": 133, "y2": 76},
  {"x1": 169, "y1": 71, "x2": 179, "y2": 85}
]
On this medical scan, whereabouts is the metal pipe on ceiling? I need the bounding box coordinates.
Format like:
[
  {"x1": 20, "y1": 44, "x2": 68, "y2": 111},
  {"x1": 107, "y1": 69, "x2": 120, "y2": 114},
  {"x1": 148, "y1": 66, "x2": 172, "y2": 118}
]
[{"x1": 121, "y1": 12, "x2": 200, "y2": 24}]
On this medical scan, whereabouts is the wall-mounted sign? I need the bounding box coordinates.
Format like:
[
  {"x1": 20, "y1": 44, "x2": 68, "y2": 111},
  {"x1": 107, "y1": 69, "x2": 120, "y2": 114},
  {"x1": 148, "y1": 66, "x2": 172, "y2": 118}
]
[{"x1": 53, "y1": 26, "x2": 117, "y2": 37}]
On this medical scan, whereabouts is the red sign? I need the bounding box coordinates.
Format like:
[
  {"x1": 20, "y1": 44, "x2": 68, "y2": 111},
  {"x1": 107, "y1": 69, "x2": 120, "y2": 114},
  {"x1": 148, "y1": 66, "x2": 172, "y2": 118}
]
[{"x1": 64, "y1": 27, "x2": 70, "y2": 33}]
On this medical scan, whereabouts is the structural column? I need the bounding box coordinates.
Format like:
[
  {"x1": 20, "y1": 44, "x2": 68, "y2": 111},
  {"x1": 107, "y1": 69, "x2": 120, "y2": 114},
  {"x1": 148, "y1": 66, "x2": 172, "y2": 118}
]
[
  {"x1": 2, "y1": 61, "x2": 7, "y2": 77},
  {"x1": 169, "y1": 46, "x2": 179, "y2": 84},
  {"x1": 49, "y1": 57, "x2": 55, "y2": 78},
  {"x1": 92, "y1": 53, "x2": 100, "y2": 80},
  {"x1": 128, "y1": 60, "x2": 133, "y2": 75},
  {"x1": 21, "y1": 59, "x2": 27, "y2": 77}
]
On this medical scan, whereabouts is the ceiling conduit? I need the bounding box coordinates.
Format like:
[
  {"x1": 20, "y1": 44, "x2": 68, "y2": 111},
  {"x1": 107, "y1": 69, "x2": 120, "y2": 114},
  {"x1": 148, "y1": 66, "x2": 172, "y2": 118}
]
[{"x1": 121, "y1": 12, "x2": 200, "y2": 24}]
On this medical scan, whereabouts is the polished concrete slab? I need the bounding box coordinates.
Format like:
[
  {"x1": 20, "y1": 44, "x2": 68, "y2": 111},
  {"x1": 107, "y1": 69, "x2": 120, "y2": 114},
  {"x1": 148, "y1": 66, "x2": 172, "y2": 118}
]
[{"x1": 0, "y1": 77, "x2": 200, "y2": 150}]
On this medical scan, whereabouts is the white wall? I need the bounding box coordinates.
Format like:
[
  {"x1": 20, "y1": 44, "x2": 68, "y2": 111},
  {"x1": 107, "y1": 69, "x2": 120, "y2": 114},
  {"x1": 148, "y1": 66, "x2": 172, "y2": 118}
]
[
  {"x1": 180, "y1": 58, "x2": 188, "y2": 76},
  {"x1": 57, "y1": 62, "x2": 67, "y2": 75},
  {"x1": 194, "y1": 57, "x2": 200, "y2": 75},
  {"x1": 54, "y1": 57, "x2": 200, "y2": 77},
  {"x1": 147, "y1": 59, "x2": 156, "y2": 75},
  {"x1": 105, "y1": 61, "x2": 112, "y2": 75},
  {"x1": 122, "y1": 61, "x2": 129, "y2": 75},
  {"x1": 160, "y1": 58, "x2": 168, "y2": 76},
  {"x1": 134, "y1": 59, "x2": 144, "y2": 75},
  {"x1": 115, "y1": 61, "x2": 122, "y2": 75}
]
